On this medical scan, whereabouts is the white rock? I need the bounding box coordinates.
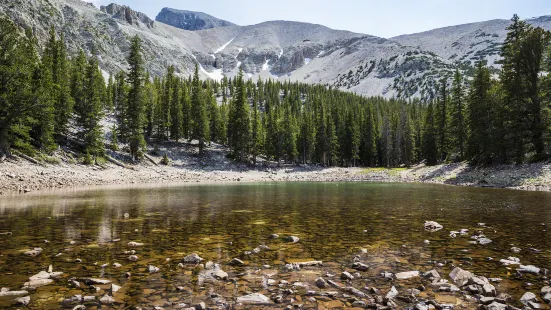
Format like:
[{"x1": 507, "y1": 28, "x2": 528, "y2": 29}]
[
  {"x1": 395, "y1": 271, "x2": 420, "y2": 280},
  {"x1": 237, "y1": 293, "x2": 271, "y2": 304}
]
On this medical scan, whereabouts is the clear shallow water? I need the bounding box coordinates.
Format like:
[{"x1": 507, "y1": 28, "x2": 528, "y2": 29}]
[{"x1": 0, "y1": 182, "x2": 550, "y2": 308}]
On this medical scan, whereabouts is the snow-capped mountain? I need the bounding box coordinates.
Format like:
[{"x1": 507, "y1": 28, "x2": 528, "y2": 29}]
[{"x1": 1, "y1": 0, "x2": 549, "y2": 99}]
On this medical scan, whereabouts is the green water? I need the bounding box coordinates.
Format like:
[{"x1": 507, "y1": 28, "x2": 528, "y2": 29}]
[{"x1": 0, "y1": 182, "x2": 549, "y2": 308}]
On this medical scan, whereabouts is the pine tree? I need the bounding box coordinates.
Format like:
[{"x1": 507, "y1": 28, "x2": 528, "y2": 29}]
[
  {"x1": 181, "y1": 80, "x2": 192, "y2": 139},
  {"x1": 190, "y1": 65, "x2": 210, "y2": 154},
  {"x1": 467, "y1": 61, "x2": 493, "y2": 165},
  {"x1": 126, "y1": 35, "x2": 146, "y2": 161},
  {"x1": 422, "y1": 101, "x2": 438, "y2": 166},
  {"x1": 113, "y1": 71, "x2": 128, "y2": 142},
  {"x1": 501, "y1": 14, "x2": 529, "y2": 164},
  {"x1": 32, "y1": 43, "x2": 56, "y2": 153},
  {"x1": 51, "y1": 32, "x2": 74, "y2": 141},
  {"x1": 282, "y1": 96, "x2": 298, "y2": 163},
  {"x1": 449, "y1": 70, "x2": 466, "y2": 161},
  {"x1": 170, "y1": 76, "x2": 183, "y2": 141},
  {"x1": 250, "y1": 90, "x2": 264, "y2": 164},
  {"x1": 228, "y1": 69, "x2": 250, "y2": 161},
  {"x1": 435, "y1": 78, "x2": 449, "y2": 162},
  {"x1": 360, "y1": 104, "x2": 377, "y2": 166},
  {"x1": 76, "y1": 56, "x2": 105, "y2": 159},
  {"x1": 0, "y1": 20, "x2": 39, "y2": 155}
]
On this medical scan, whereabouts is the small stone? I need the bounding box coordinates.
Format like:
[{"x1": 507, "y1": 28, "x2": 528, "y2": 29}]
[
  {"x1": 386, "y1": 286, "x2": 398, "y2": 300},
  {"x1": 520, "y1": 292, "x2": 537, "y2": 306},
  {"x1": 99, "y1": 294, "x2": 115, "y2": 305},
  {"x1": 315, "y1": 277, "x2": 328, "y2": 288},
  {"x1": 182, "y1": 253, "x2": 203, "y2": 264},
  {"x1": 351, "y1": 262, "x2": 369, "y2": 271},
  {"x1": 269, "y1": 234, "x2": 279, "y2": 239},
  {"x1": 128, "y1": 255, "x2": 138, "y2": 262},
  {"x1": 15, "y1": 296, "x2": 30, "y2": 305},
  {"x1": 148, "y1": 265, "x2": 160, "y2": 273},
  {"x1": 395, "y1": 271, "x2": 420, "y2": 280},
  {"x1": 111, "y1": 284, "x2": 121, "y2": 293},
  {"x1": 286, "y1": 236, "x2": 300, "y2": 243},
  {"x1": 511, "y1": 247, "x2": 521, "y2": 253},
  {"x1": 229, "y1": 258, "x2": 245, "y2": 266},
  {"x1": 127, "y1": 241, "x2": 144, "y2": 247},
  {"x1": 479, "y1": 297, "x2": 495, "y2": 305},
  {"x1": 194, "y1": 302, "x2": 206, "y2": 310},
  {"x1": 424, "y1": 221, "x2": 443, "y2": 231},
  {"x1": 340, "y1": 271, "x2": 354, "y2": 280},
  {"x1": 24, "y1": 247, "x2": 43, "y2": 256},
  {"x1": 449, "y1": 267, "x2": 474, "y2": 286},
  {"x1": 236, "y1": 293, "x2": 271, "y2": 304},
  {"x1": 113, "y1": 263, "x2": 122, "y2": 268}
]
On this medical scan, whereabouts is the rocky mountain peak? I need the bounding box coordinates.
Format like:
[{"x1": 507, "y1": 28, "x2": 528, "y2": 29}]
[
  {"x1": 100, "y1": 3, "x2": 154, "y2": 28},
  {"x1": 155, "y1": 7, "x2": 235, "y2": 31}
]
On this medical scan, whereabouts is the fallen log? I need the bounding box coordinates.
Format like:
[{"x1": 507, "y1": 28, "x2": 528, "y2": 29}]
[
  {"x1": 144, "y1": 153, "x2": 158, "y2": 166},
  {"x1": 12, "y1": 150, "x2": 42, "y2": 166},
  {"x1": 106, "y1": 156, "x2": 127, "y2": 169}
]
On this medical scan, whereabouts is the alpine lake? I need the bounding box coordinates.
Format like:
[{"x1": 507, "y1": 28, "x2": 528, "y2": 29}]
[{"x1": 0, "y1": 182, "x2": 550, "y2": 309}]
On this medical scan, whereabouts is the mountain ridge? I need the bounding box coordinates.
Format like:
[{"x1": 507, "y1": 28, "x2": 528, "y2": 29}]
[{"x1": 1, "y1": 0, "x2": 549, "y2": 99}]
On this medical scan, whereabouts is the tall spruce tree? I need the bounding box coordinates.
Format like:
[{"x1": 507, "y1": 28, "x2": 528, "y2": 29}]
[
  {"x1": 467, "y1": 61, "x2": 493, "y2": 165},
  {"x1": 190, "y1": 65, "x2": 209, "y2": 154},
  {"x1": 422, "y1": 102, "x2": 438, "y2": 166},
  {"x1": 228, "y1": 69, "x2": 250, "y2": 161},
  {"x1": 126, "y1": 35, "x2": 146, "y2": 161},
  {"x1": 449, "y1": 70, "x2": 466, "y2": 161}
]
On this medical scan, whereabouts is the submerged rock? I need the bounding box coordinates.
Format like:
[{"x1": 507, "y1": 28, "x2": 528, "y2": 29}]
[
  {"x1": 24, "y1": 247, "x2": 43, "y2": 256},
  {"x1": 424, "y1": 221, "x2": 443, "y2": 231},
  {"x1": 518, "y1": 265, "x2": 540, "y2": 274},
  {"x1": 520, "y1": 292, "x2": 537, "y2": 306},
  {"x1": 236, "y1": 293, "x2": 271, "y2": 304},
  {"x1": 229, "y1": 258, "x2": 245, "y2": 266},
  {"x1": 449, "y1": 267, "x2": 475, "y2": 286},
  {"x1": 285, "y1": 236, "x2": 300, "y2": 243},
  {"x1": 395, "y1": 271, "x2": 420, "y2": 280},
  {"x1": 15, "y1": 296, "x2": 30, "y2": 305},
  {"x1": 127, "y1": 241, "x2": 144, "y2": 247},
  {"x1": 148, "y1": 265, "x2": 160, "y2": 273},
  {"x1": 182, "y1": 253, "x2": 203, "y2": 264},
  {"x1": 0, "y1": 288, "x2": 28, "y2": 297},
  {"x1": 351, "y1": 262, "x2": 369, "y2": 271},
  {"x1": 386, "y1": 286, "x2": 399, "y2": 300},
  {"x1": 315, "y1": 277, "x2": 328, "y2": 288},
  {"x1": 23, "y1": 278, "x2": 53, "y2": 289},
  {"x1": 99, "y1": 294, "x2": 115, "y2": 305},
  {"x1": 341, "y1": 271, "x2": 354, "y2": 280}
]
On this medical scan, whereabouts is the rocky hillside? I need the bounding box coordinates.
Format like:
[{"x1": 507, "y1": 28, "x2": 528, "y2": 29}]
[
  {"x1": 155, "y1": 8, "x2": 235, "y2": 31},
  {"x1": 1, "y1": 0, "x2": 550, "y2": 99}
]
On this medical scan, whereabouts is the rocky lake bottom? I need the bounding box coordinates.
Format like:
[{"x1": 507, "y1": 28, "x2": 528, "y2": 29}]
[{"x1": 0, "y1": 182, "x2": 549, "y2": 309}]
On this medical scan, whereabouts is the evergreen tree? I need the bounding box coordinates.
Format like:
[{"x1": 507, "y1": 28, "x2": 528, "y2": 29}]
[
  {"x1": 126, "y1": 35, "x2": 146, "y2": 161},
  {"x1": 190, "y1": 65, "x2": 210, "y2": 154},
  {"x1": 250, "y1": 90, "x2": 264, "y2": 164},
  {"x1": 170, "y1": 75, "x2": 182, "y2": 141},
  {"x1": 467, "y1": 61, "x2": 493, "y2": 165},
  {"x1": 422, "y1": 102, "x2": 438, "y2": 166},
  {"x1": 0, "y1": 19, "x2": 36, "y2": 154},
  {"x1": 435, "y1": 78, "x2": 449, "y2": 162},
  {"x1": 228, "y1": 69, "x2": 250, "y2": 161},
  {"x1": 113, "y1": 71, "x2": 128, "y2": 142},
  {"x1": 77, "y1": 56, "x2": 105, "y2": 159},
  {"x1": 449, "y1": 70, "x2": 466, "y2": 161}
]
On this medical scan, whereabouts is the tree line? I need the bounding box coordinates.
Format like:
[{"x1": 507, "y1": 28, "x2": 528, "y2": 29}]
[{"x1": 0, "y1": 15, "x2": 550, "y2": 168}]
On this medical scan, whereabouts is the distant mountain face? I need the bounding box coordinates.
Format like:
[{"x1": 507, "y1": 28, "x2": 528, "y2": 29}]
[
  {"x1": 1, "y1": 0, "x2": 550, "y2": 99},
  {"x1": 155, "y1": 8, "x2": 235, "y2": 31}
]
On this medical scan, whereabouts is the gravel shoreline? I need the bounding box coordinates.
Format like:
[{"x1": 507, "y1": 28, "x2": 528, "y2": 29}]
[{"x1": 2, "y1": 153, "x2": 551, "y2": 196}]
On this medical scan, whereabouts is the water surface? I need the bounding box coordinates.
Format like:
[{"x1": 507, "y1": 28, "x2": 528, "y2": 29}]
[{"x1": 0, "y1": 182, "x2": 549, "y2": 308}]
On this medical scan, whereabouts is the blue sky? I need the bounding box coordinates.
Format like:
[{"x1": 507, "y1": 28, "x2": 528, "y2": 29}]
[{"x1": 85, "y1": 0, "x2": 551, "y2": 38}]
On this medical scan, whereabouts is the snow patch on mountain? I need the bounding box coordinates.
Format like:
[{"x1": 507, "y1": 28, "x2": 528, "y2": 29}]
[{"x1": 214, "y1": 38, "x2": 235, "y2": 53}]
